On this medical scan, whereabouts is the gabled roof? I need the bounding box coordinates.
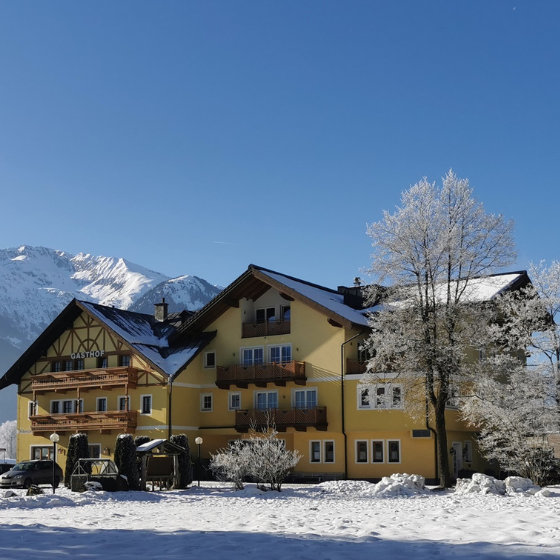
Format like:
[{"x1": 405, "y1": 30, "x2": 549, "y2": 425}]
[
  {"x1": 173, "y1": 264, "x2": 372, "y2": 340},
  {"x1": 0, "y1": 299, "x2": 215, "y2": 390}
]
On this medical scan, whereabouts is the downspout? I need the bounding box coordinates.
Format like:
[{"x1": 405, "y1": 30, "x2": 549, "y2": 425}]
[
  {"x1": 168, "y1": 377, "x2": 174, "y2": 440},
  {"x1": 341, "y1": 332, "x2": 363, "y2": 480}
]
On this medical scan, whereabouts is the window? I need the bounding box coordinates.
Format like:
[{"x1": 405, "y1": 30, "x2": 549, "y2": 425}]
[
  {"x1": 372, "y1": 441, "x2": 384, "y2": 463},
  {"x1": 256, "y1": 307, "x2": 275, "y2": 324},
  {"x1": 28, "y1": 401, "x2": 37, "y2": 418},
  {"x1": 200, "y1": 393, "x2": 213, "y2": 411},
  {"x1": 204, "y1": 352, "x2": 216, "y2": 369},
  {"x1": 97, "y1": 397, "x2": 107, "y2": 412},
  {"x1": 356, "y1": 441, "x2": 368, "y2": 463},
  {"x1": 98, "y1": 356, "x2": 108, "y2": 368},
  {"x1": 31, "y1": 446, "x2": 54, "y2": 460},
  {"x1": 118, "y1": 396, "x2": 130, "y2": 411},
  {"x1": 358, "y1": 388, "x2": 370, "y2": 409},
  {"x1": 241, "y1": 347, "x2": 264, "y2": 366},
  {"x1": 228, "y1": 392, "x2": 241, "y2": 411},
  {"x1": 141, "y1": 395, "x2": 152, "y2": 415},
  {"x1": 293, "y1": 388, "x2": 317, "y2": 409},
  {"x1": 88, "y1": 444, "x2": 101, "y2": 459},
  {"x1": 310, "y1": 441, "x2": 321, "y2": 462},
  {"x1": 358, "y1": 384, "x2": 403, "y2": 410},
  {"x1": 51, "y1": 401, "x2": 60, "y2": 414},
  {"x1": 51, "y1": 361, "x2": 61, "y2": 373},
  {"x1": 412, "y1": 429, "x2": 431, "y2": 438},
  {"x1": 75, "y1": 359, "x2": 85, "y2": 370},
  {"x1": 255, "y1": 391, "x2": 278, "y2": 410},
  {"x1": 358, "y1": 346, "x2": 375, "y2": 362},
  {"x1": 269, "y1": 345, "x2": 291, "y2": 363},
  {"x1": 120, "y1": 355, "x2": 131, "y2": 367},
  {"x1": 281, "y1": 305, "x2": 291, "y2": 320},
  {"x1": 324, "y1": 441, "x2": 335, "y2": 463},
  {"x1": 387, "y1": 440, "x2": 401, "y2": 463},
  {"x1": 64, "y1": 360, "x2": 73, "y2": 371},
  {"x1": 62, "y1": 400, "x2": 73, "y2": 414}
]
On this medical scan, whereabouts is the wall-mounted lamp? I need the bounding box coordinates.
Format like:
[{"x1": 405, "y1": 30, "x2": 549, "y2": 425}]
[{"x1": 103, "y1": 447, "x2": 110, "y2": 455}]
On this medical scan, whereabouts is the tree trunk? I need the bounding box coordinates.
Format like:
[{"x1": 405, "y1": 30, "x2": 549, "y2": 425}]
[{"x1": 435, "y1": 403, "x2": 452, "y2": 487}]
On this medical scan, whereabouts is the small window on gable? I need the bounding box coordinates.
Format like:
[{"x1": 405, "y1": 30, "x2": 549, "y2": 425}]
[
  {"x1": 120, "y1": 355, "x2": 131, "y2": 367},
  {"x1": 64, "y1": 360, "x2": 73, "y2": 371},
  {"x1": 205, "y1": 352, "x2": 216, "y2": 369},
  {"x1": 75, "y1": 359, "x2": 85, "y2": 370},
  {"x1": 51, "y1": 361, "x2": 61, "y2": 373},
  {"x1": 98, "y1": 356, "x2": 108, "y2": 369}
]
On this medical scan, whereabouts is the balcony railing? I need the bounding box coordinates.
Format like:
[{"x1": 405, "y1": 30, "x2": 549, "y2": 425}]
[
  {"x1": 216, "y1": 361, "x2": 305, "y2": 389},
  {"x1": 31, "y1": 367, "x2": 139, "y2": 393},
  {"x1": 242, "y1": 320, "x2": 290, "y2": 338},
  {"x1": 346, "y1": 359, "x2": 368, "y2": 375},
  {"x1": 235, "y1": 407, "x2": 327, "y2": 433},
  {"x1": 30, "y1": 410, "x2": 138, "y2": 433}
]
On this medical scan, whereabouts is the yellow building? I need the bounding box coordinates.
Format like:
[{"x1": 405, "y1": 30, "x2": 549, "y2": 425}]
[{"x1": 0, "y1": 265, "x2": 530, "y2": 483}]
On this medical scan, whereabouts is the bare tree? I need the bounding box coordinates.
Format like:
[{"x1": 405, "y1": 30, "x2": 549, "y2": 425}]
[
  {"x1": 0, "y1": 420, "x2": 16, "y2": 459},
  {"x1": 362, "y1": 170, "x2": 515, "y2": 487}
]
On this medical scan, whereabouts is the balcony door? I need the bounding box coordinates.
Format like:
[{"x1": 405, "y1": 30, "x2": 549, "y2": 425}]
[
  {"x1": 242, "y1": 347, "x2": 264, "y2": 366},
  {"x1": 255, "y1": 391, "x2": 278, "y2": 410},
  {"x1": 294, "y1": 388, "x2": 317, "y2": 409}
]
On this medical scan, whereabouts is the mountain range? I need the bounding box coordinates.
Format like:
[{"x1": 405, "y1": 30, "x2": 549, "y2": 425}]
[{"x1": 0, "y1": 245, "x2": 222, "y2": 423}]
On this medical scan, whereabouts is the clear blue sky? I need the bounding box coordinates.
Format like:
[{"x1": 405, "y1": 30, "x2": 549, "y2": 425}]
[{"x1": 0, "y1": 1, "x2": 558, "y2": 289}]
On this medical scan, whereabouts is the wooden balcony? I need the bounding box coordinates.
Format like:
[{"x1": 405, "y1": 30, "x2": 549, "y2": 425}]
[
  {"x1": 30, "y1": 410, "x2": 138, "y2": 434},
  {"x1": 346, "y1": 359, "x2": 368, "y2": 374},
  {"x1": 216, "y1": 361, "x2": 306, "y2": 389},
  {"x1": 242, "y1": 320, "x2": 290, "y2": 338},
  {"x1": 31, "y1": 367, "x2": 139, "y2": 394},
  {"x1": 235, "y1": 407, "x2": 327, "y2": 433}
]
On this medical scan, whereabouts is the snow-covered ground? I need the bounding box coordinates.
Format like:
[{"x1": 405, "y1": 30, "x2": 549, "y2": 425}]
[{"x1": 1, "y1": 480, "x2": 559, "y2": 559}]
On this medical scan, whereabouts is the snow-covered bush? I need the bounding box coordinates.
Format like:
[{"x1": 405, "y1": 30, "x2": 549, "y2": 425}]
[
  {"x1": 170, "y1": 434, "x2": 193, "y2": 488},
  {"x1": 455, "y1": 473, "x2": 548, "y2": 496},
  {"x1": 114, "y1": 434, "x2": 140, "y2": 490},
  {"x1": 211, "y1": 425, "x2": 301, "y2": 491},
  {"x1": 64, "y1": 433, "x2": 89, "y2": 488}
]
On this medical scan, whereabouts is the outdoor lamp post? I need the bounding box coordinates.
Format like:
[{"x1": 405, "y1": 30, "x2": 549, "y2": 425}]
[
  {"x1": 195, "y1": 437, "x2": 203, "y2": 487},
  {"x1": 49, "y1": 432, "x2": 59, "y2": 494}
]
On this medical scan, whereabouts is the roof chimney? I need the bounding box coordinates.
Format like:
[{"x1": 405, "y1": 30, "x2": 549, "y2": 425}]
[{"x1": 154, "y1": 298, "x2": 169, "y2": 322}]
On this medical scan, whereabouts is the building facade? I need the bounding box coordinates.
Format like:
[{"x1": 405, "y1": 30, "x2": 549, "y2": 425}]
[{"x1": 0, "y1": 265, "x2": 530, "y2": 482}]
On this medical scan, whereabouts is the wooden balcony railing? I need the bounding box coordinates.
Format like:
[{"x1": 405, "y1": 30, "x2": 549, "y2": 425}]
[
  {"x1": 30, "y1": 410, "x2": 138, "y2": 434},
  {"x1": 242, "y1": 320, "x2": 290, "y2": 338},
  {"x1": 235, "y1": 407, "x2": 327, "y2": 433},
  {"x1": 216, "y1": 361, "x2": 306, "y2": 389},
  {"x1": 346, "y1": 359, "x2": 368, "y2": 375},
  {"x1": 31, "y1": 367, "x2": 139, "y2": 393}
]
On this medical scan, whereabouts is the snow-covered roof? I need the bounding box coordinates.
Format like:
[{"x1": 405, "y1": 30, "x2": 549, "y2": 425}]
[
  {"x1": 78, "y1": 301, "x2": 214, "y2": 377},
  {"x1": 136, "y1": 439, "x2": 166, "y2": 452}
]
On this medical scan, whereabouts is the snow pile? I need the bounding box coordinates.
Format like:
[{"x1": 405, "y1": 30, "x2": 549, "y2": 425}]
[
  {"x1": 456, "y1": 473, "x2": 550, "y2": 497},
  {"x1": 319, "y1": 474, "x2": 426, "y2": 497},
  {"x1": 371, "y1": 473, "x2": 426, "y2": 497}
]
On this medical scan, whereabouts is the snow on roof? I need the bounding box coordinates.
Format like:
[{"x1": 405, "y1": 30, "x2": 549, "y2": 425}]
[
  {"x1": 258, "y1": 270, "x2": 370, "y2": 327},
  {"x1": 136, "y1": 439, "x2": 166, "y2": 452},
  {"x1": 79, "y1": 301, "x2": 213, "y2": 376}
]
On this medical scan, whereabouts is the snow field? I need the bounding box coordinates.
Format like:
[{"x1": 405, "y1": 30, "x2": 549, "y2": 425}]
[{"x1": 1, "y1": 481, "x2": 559, "y2": 559}]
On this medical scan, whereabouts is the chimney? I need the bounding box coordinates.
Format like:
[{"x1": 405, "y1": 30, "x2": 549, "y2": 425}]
[{"x1": 154, "y1": 298, "x2": 169, "y2": 322}]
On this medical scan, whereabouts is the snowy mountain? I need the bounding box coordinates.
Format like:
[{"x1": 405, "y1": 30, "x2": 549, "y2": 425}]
[{"x1": 0, "y1": 245, "x2": 222, "y2": 422}]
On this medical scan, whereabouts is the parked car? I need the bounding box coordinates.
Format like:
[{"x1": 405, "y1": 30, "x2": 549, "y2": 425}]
[
  {"x1": 0, "y1": 460, "x2": 63, "y2": 489},
  {"x1": 0, "y1": 460, "x2": 16, "y2": 475}
]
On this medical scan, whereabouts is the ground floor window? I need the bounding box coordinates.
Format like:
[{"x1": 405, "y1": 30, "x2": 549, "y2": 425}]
[
  {"x1": 387, "y1": 440, "x2": 401, "y2": 463},
  {"x1": 88, "y1": 444, "x2": 101, "y2": 459},
  {"x1": 356, "y1": 440, "x2": 368, "y2": 463},
  {"x1": 31, "y1": 446, "x2": 54, "y2": 460},
  {"x1": 372, "y1": 441, "x2": 384, "y2": 463}
]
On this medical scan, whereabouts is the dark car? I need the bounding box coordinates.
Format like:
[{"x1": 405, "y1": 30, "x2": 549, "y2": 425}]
[{"x1": 0, "y1": 460, "x2": 63, "y2": 489}]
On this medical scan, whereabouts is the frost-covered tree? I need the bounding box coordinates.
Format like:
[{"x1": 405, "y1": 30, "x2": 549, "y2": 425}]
[
  {"x1": 362, "y1": 171, "x2": 515, "y2": 487},
  {"x1": 114, "y1": 433, "x2": 140, "y2": 490},
  {"x1": 65, "y1": 432, "x2": 89, "y2": 487},
  {"x1": 0, "y1": 420, "x2": 16, "y2": 459},
  {"x1": 210, "y1": 423, "x2": 301, "y2": 491},
  {"x1": 461, "y1": 261, "x2": 560, "y2": 484}
]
